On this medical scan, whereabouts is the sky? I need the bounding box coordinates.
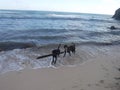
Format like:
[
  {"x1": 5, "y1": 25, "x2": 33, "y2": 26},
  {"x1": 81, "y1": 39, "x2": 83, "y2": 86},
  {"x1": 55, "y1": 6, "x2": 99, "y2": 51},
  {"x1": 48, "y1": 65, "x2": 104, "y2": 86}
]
[{"x1": 0, "y1": 0, "x2": 119, "y2": 15}]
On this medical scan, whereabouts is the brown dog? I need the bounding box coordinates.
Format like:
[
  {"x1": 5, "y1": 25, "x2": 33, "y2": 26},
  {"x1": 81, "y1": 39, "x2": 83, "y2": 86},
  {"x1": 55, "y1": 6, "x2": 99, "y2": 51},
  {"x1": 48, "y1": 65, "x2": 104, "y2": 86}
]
[{"x1": 63, "y1": 43, "x2": 75, "y2": 57}]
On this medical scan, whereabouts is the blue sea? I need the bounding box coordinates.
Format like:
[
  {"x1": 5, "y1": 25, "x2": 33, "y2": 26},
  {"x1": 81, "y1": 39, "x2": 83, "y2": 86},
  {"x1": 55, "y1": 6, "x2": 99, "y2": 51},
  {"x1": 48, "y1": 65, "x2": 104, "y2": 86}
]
[{"x1": 0, "y1": 10, "x2": 120, "y2": 74}]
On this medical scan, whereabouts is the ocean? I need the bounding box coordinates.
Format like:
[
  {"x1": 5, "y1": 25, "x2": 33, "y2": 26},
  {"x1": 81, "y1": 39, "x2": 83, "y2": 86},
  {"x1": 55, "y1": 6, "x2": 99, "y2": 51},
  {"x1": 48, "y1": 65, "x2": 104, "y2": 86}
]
[{"x1": 0, "y1": 10, "x2": 120, "y2": 74}]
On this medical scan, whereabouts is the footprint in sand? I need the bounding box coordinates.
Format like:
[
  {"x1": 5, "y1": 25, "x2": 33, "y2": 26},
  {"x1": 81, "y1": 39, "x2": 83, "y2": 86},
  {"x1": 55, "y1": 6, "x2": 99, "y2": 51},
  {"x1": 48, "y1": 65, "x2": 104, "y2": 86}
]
[
  {"x1": 80, "y1": 89, "x2": 84, "y2": 90},
  {"x1": 72, "y1": 85, "x2": 79, "y2": 88},
  {"x1": 99, "y1": 80, "x2": 104, "y2": 84},
  {"x1": 88, "y1": 84, "x2": 91, "y2": 87},
  {"x1": 95, "y1": 83, "x2": 100, "y2": 86},
  {"x1": 95, "y1": 80, "x2": 104, "y2": 87}
]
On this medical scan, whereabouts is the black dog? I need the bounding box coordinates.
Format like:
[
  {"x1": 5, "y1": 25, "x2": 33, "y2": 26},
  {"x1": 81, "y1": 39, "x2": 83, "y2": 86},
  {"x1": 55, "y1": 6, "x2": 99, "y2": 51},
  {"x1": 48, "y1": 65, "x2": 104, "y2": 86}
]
[
  {"x1": 51, "y1": 44, "x2": 61, "y2": 64},
  {"x1": 63, "y1": 43, "x2": 75, "y2": 57},
  {"x1": 69, "y1": 43, "x2": 75, "y2": 54}
]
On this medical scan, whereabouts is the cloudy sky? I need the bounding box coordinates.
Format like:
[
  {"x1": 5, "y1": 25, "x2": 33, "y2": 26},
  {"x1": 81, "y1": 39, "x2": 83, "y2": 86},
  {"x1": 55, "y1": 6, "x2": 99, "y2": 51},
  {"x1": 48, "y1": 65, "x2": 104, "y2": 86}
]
[{"x1": 0, "y1": 0, "x2": 119, "y2": 15}]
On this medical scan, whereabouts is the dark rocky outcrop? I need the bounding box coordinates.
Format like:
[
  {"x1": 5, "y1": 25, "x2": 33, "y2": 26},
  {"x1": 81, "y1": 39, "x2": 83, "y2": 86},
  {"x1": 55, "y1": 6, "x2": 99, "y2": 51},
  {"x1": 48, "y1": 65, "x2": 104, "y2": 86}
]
[
  {"x1": 112, "y1": 8, "x2": 120, "y2": 20},
  {"x1": 110, "y1": 26, "x2": 116, "y2": 30}
]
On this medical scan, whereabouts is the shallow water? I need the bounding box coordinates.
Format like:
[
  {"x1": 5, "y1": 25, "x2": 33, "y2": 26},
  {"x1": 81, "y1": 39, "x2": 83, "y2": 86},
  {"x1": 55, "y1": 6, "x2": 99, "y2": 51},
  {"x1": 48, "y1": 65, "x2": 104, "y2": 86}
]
[
  {"x1": 0, "y1": 43, "x2": 119, "y2": 74},
  {"x1": 0, "y1": 10, "x2": 120, "y2": 74}
]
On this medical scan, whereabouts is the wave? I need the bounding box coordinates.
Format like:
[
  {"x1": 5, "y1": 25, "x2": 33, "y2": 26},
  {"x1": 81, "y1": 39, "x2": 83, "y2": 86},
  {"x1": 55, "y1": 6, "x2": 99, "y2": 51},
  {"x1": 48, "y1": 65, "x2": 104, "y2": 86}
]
[
  {"x1": 47, "y1": 14, "x2": 80, "y2": 18},
  {"x1": 5, "y1": 36, "x2": 66, "y2": 42},
  {"x1": 0, "y1": 42, "x2": 36, "y2": 51},
  {"x1": 1, "y1": 29, "x2": 120, "y2": 51},
  {"x1": 48, "y1": 14, "x2": 113, "y2": 23},
  {"x1": 0, "y1": 14, "x2": 112, "y2": 23},
  {"x1": 0, "y1": 16, "x2": 82, "y2": 20},
  {"x1": 84, "y1": 30, "x2": 120, "y2": 36},
  {"x1": 0, "y1": 39, "x2": 120, "y2": 74},
  {"x1": 1, "y1": 39, "x2": 120, "y2": 52},
  {"x1": 0, "y1": 10, "x2": 113, "y2": 24},
  {"x1": 89, "y1": 18, "x2": 114, "y2": 23},
  {"x1": 0, "y1": 16, "x2": 107, "y2": 22}
]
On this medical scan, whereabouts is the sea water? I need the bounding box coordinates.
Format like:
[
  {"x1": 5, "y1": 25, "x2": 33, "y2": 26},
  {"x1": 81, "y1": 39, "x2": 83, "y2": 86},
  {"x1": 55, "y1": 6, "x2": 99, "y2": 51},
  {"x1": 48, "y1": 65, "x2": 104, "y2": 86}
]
[{"x1": 0, "y1": 10, "x2": 120, "y2": 74}]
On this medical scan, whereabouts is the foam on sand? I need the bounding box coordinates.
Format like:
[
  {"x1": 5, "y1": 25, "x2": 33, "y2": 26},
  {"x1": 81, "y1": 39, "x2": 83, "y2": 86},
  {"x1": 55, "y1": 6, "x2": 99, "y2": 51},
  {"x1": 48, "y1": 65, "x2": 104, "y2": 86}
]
[{"x1": 0, "y1": 45, "x2": 120, "y2": 90}]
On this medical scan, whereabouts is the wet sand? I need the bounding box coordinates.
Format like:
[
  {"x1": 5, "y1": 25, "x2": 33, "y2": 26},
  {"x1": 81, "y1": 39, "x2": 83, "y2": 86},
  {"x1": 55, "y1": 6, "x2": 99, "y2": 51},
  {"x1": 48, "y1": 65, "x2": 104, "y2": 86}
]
[{"x1": 0, "y1": 45, "x2": 120, "y2": 90}]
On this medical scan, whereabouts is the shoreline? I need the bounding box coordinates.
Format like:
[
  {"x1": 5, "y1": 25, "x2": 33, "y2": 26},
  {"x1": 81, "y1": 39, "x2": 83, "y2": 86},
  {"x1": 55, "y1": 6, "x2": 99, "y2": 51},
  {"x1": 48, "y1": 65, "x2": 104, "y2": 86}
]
[
  {"x1": 0, "y1": 44, "x2": 120, "y2": 74},
  {"x1": 0, "y1": 40, "x2": 120, "y2": 52},
  {"x1": 0, "y1": 44, "x2": 120, "y2": 90}
]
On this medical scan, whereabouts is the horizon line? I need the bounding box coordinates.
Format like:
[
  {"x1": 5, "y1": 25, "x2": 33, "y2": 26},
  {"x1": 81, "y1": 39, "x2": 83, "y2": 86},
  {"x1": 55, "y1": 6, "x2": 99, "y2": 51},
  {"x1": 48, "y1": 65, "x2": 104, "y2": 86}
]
[{"x1": 0, "y1": 9, "x2": 113, "y2": 15}]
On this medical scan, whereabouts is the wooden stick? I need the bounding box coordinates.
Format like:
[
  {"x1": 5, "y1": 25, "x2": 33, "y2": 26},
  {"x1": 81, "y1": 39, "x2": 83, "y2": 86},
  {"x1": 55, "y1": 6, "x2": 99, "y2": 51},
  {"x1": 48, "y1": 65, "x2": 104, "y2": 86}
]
[{"x1": 36, "y1": 51, "x2": 64, "y2": 59}]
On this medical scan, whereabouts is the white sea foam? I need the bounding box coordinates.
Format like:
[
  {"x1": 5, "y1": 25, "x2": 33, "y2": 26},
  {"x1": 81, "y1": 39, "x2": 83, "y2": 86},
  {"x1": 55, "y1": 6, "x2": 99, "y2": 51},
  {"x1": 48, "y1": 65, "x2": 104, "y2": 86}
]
[
  {"x1": 47, "y1": 14, "x2": 80, "y2": 18},
  {"x1": 0, "y1": 44, "x2": 119, "y2": 74},
  {"x1": 0, "y1": 48, "x2": 49, "y2": 74}
]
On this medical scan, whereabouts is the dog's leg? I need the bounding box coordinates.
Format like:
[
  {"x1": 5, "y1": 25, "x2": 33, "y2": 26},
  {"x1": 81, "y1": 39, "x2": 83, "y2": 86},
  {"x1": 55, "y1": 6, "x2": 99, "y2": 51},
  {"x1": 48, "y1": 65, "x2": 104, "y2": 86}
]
[
  {"x1": 63, "y1": 51, "x2": 67, "y2": 57},
  {"x1": 68, "y1": 51, "x2": 71, "y2": 56},
  {"x1": 51, "y1": 56, "x2": 55, "y2": 65},
  {"x1": 54, "y1": 56, "x2": 57, "y2": 64}
]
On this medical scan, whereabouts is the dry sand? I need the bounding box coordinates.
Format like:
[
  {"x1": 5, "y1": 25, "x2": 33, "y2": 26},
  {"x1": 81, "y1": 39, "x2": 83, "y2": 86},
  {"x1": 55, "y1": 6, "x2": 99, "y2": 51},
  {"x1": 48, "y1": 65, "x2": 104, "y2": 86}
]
[{"x1": 0, "y1": 45, "x2": 120, "y2": 90}]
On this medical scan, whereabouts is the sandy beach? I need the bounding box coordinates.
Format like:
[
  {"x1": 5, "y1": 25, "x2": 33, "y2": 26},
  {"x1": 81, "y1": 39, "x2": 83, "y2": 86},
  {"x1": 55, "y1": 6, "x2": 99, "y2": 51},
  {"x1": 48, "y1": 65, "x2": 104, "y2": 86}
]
[{"x1": 0, "y1": 45, "x2": 120, "y2": 90}]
